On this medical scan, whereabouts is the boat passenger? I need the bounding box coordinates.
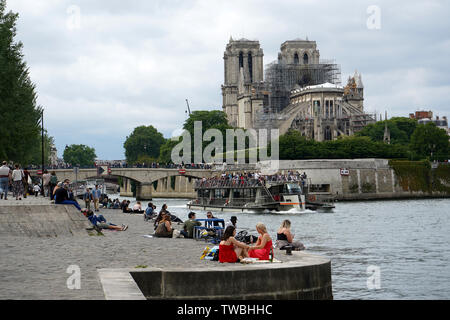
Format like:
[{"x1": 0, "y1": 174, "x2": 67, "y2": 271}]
[
  {"x1": 219, "y1": 226, "x2": 250, "y2": 263},
  {"x1": 275, "y1": 219, "x2": 305, "y2": 251},
  {"x1": 248, "y1": 223, "x2": 273, "y2": 260}
]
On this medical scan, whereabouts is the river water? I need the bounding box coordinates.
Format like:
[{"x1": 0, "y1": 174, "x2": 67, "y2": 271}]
[{"x1": 109, "y1": 193, "x2": 450, "y2": 300}]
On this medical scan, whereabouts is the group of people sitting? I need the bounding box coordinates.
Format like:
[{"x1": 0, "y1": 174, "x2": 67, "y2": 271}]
[
  {"x1": 143, "y1": 201, "x2": 305, "y2": 263},
  {"x1": 120, "y1": 200, "x2": 148, "y2": 214},
  {"x1": 218, "y1": 219, "x2": 305, "y2": 263}
]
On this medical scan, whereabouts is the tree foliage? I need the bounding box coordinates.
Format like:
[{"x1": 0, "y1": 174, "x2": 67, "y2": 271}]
[
  {"x1": 410, "y1": 122, "x2": 449, "y2": 161},
  {"x1": 0, "y1": 0, "x2": 50, "y2": 164},
  {"x1": 63, "y1": 144, "x2": 96, "y2": 167},
  {"x1": 278, "y1": 130, "x2": 408, "y2": 160},
  {"x1": 180, "y1": 110, "x2": 235, "y2": 163},
  {"x1": 182, "y1": 110, "x2": 232, "y2": 136},
  {"x1": 356, "y1": 117, "x2": 418, "y2": 145},
  {"x1": 158, "y1": 137, "x2": 182, "y2": 164},
  {"x1": 123, "y1": 125, "x2": 166, "y2": 163},
  {"x1": 28, "y1": 131, "x2": 54, "y2": 165}
]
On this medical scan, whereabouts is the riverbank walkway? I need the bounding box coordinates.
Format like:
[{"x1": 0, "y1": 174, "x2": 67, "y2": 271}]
[{"x1": 0, "y1": 197, "x2": 331, "y2": 299}]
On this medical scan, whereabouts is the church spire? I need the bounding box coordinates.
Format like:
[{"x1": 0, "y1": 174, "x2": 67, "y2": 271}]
[{"x1": 383, "y1": 111, "x2": 390, "y2": 144}]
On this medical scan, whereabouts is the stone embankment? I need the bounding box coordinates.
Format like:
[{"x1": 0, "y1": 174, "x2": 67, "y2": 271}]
[{"x1": 0, "y1": 197, "x2": 332, "y2": 300}]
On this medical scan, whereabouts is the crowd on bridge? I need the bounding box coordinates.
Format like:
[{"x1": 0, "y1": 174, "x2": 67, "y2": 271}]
[{"x1": 23, "y1": 161, "x2": 213, "y2": 170}]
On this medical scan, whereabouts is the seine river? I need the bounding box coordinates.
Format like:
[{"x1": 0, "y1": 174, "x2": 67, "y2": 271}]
[{"x1": 110, "y1": 194, "x2": 450, "y2": 300}]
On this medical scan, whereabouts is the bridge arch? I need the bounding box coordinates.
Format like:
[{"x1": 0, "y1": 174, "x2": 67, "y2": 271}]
[{"x1": 29, "y1": 168, "x2": 213, "y2": 200}]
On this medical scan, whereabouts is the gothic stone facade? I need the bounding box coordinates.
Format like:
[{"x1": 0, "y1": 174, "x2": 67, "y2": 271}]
[{"x1": 221, "y1": 38, "x2": 374, "y2": 141}]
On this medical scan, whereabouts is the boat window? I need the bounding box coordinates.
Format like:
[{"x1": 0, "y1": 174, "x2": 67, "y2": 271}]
[
  {"x1": 242, "y1": 188, "x2": 255, "y2": 199},
  {"x1": 285, "y1": 183, "x2": 302, "y2": 194},
  {"x1": 200, "y1": 189, "x2": 210, "y2": 198},
  {"x1": 233, "y1": 189, "x2": 242, "y2": 198},
  {"x1": 215, "y1": 189, "x2": 229, "y2": 199}
]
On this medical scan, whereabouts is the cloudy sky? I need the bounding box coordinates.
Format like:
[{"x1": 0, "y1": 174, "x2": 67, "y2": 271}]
[{"x1": 6, "y1": 0, "x2": 450, "y2": 160}]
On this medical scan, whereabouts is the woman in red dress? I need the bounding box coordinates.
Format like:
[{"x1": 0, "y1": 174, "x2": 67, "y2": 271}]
[
  {"x1": 219, "y1": 226, "x2": 250, "y2": 263},
  {"x1": 248, "y1": 223, "x2": 273, "y2": 260}
]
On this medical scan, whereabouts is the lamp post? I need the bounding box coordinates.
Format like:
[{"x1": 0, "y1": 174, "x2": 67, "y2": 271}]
[
  {"x1": 41, "y1": 109, "x2": 45, "y2": 195},
  {"x1": 41, "y1": 109, "x2": 44, "y2": 172}
]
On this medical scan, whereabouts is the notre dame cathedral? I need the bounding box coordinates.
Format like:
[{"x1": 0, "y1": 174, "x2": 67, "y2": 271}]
[{"x1": 221, "y1": 37, "x2": 375, "y2": 141}]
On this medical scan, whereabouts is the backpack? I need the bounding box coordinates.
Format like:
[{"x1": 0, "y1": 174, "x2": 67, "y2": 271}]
[
  {"x1": 50, "y1": 176, "x2": 58, "y2": 184},
  {"x1": 212, "y1": 248, "x2": 220, "y2": 261}
]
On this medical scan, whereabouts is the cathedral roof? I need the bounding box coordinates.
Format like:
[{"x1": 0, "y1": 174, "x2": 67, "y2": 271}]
[{"x1": 304, "y1": 82, "x2": 343, "y2": 90}]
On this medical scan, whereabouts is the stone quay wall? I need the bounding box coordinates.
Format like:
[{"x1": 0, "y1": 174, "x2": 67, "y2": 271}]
[{"x1": 127, "y1": 251, "x2": 332, "y2": 300}]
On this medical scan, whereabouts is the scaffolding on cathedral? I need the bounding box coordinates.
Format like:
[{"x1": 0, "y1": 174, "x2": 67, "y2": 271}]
[{"x1": 263, "y1": 59, "x2": 341, "y2": 113}]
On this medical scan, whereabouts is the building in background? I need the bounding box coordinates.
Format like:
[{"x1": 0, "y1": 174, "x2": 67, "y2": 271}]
[
  {"x1": 410, "y1": 110, "x2": 449, "y2": 136},
  {"x1": 50, "y1": 144, "x2": 58, "y2": 166},
  {"x1": 221, "y1": 37, "x2": 375, "y2": 141}
]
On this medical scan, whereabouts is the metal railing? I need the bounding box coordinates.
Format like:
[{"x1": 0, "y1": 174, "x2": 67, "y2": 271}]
[{"x1": 195, "y1": 176, "x2": 308, "y2": 189}]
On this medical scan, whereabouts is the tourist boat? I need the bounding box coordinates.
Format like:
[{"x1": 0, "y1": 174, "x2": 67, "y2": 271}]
[{"x1": 187, "y1": 177, "x2": 335, "y2": 212}]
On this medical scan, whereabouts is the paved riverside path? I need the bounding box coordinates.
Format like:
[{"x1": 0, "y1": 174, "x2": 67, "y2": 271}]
[{"x1": 0, "y1": 197, "x2": 301, "y2": 300}]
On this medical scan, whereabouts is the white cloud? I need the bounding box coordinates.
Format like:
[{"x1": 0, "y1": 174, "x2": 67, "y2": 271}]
[{"x1": 5, "y1": 0, "x2": 450, "y2": 159}]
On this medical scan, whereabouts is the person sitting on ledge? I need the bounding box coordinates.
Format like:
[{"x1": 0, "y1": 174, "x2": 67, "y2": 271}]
[
  {"x1": 154, "y1": 204, "x2": 169, "y2": 227},
  {"x1": 86, "y1": 210, "x2": 128, "y2": 231},
  {"x1": 275, "y1": 219, "x2": 305, "y2": 251},
  {"x1": 180, "y1": 212, "x2": 201, "y2": 238},
  {"x1": 54, "y1": 182, "x2": 81, "y2": 211},
  {"x1": 248, "y1": 223, "x2": 273, "y2": 261},
  {"x1": 122, "y1": 200, "x2": 132, "y2": 213},
  {"x1": 206, "y1": 211, "x2": 220, "y2": 227},
  {"x1": 225, "y1": 216, "x2": 238, "y2": 229},
  {"x1": 154, "y1": 212, "x2": 173, "y2": 238},
  {"x1": 132, "y1": 201, "x2": 144, "y2": 213},
  {"x1": 219, "y1": 225, "x2": 250, "y2": 263},
  {"x1": 144, "y1": 202, "x2": 155, "y2": 221}
]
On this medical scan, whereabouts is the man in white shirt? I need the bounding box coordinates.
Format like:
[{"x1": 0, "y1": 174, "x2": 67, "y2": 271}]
[
  {"x1": 225, "y1": 216, "x2": 238, "y2": 229},
  {"x1": 0, "y1": 161, "x2": 11, "y2": 200},
  {"x1": 33, "y1": 183, "x2": 41, "y2": 197}
]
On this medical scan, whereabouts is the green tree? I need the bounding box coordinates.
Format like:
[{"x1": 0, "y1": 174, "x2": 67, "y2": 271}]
[
  {"x1": 28, "y1": 131, "x2": 54, "y2": 165},
  {"x1": 63, "y1": 144, "x2": 96, "y2": 167},
  {"x1": 410, "y1": 122, "x2": 449, "y2": 161},
  {"x1": 158, "y1": 137, "x2": 182, "y2": 164},
  {"x1": 165, "y1": 110, "x2": 235, "y2": 163},
  {"x1": 278, "y1": 131, "x2": 318, "y2": 160},
  {"x1": 356, "y1": 117, "x2": 417, "y2": 145},
  {"x1": 0, "y1": 0, "x2": 43, "y2": 164},
  {"x1": 123, "y1": 125, "x2": 166, "y2": 163},
  {"x1": 183, "y1": 110, "x2": 232, "y2": 136},
  {"x1": 278, "y1": 130, "x2": 408, "y2": 160}
]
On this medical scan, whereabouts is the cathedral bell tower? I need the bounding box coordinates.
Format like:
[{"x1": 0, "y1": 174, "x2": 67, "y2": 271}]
[{"x1": 222, "y1": 37, "x2": 264, "y2": 127}]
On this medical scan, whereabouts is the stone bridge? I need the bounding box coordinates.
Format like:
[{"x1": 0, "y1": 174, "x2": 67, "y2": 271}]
[{"x1": 30, "y1": 168, "x2": 214, "y2": 200}]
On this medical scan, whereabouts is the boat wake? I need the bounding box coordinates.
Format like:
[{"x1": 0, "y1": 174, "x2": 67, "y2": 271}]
[{"x1": 242, "y1": 208, "x2": 318, "y2": 215}]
